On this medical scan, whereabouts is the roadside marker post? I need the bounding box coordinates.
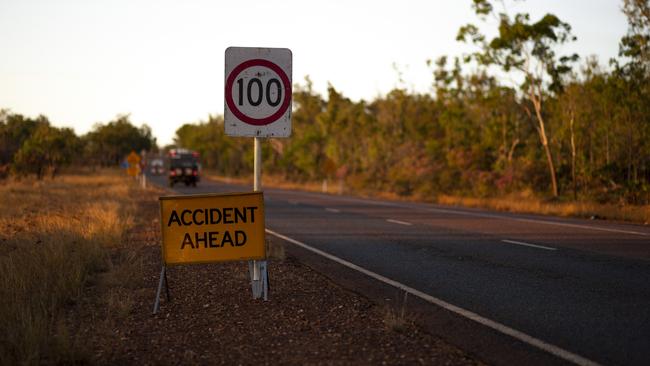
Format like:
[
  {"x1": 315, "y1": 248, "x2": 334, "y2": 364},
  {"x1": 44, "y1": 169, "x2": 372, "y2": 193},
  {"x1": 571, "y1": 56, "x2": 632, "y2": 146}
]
[
  {"x1": 140, "y1": 150, "x2": 147, "y2": 189},
  {"x1": 153, "y1": 192, "x2": 267, "y2": 314},
  {"x1": 224, "y1": 47, "x2": 292, "y2": 300}
]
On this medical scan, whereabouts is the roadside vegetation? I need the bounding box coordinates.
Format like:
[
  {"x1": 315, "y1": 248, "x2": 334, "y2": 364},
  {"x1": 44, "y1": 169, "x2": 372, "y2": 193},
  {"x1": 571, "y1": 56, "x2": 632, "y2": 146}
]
[
  {"x1": 175, "y1": 0, "x2": 650, "y2": 221},
  {"x1": 0, "y1": 171, "x2": 142, "y2": 365},
  {"x1": 0, "y1": 113, "x2": 155, "y2": 180},
  {"x1": 2, "y1": 1, "x2": 648, "y2": 224}
]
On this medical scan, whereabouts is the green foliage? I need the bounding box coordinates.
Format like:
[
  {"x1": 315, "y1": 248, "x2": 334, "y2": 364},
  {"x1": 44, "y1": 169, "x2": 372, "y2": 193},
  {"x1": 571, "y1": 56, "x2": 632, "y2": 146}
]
[
  {"x1": 1, "y1": 113, "x2": 80, "y2": 179},
  {"x1": 458, "y1": 3, "x2": 578, "y2": 92},
  {"x1": 0, "y1": 111, "x2": 41, "y2": 171},
  {"x1": 83, "y1": 114, "x2": 156, "y2": 166},
  {"x1": 13, "y1": 123, "x2": 80, "y2": 179},
  {"x1": 0, "y1": 111, "x2": 156, "y2": 179},
  {"x1": 173, "y1": 115, "x2": 252, "y2": 176},
  {"x1": 457, "y1": 0, "x2": 580, "y2": 197},
  {"x1": 619, "y1": 0, "x2": 650, "y2": 72}
]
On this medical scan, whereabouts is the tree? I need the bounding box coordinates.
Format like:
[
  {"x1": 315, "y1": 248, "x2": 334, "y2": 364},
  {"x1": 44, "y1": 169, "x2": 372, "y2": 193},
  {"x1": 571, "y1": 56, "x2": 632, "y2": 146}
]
[
  {"x1": 12, "y1": 122, "x2": 79, "y2": 179},
  {"x1": 83, "y1": 115, "x2": 155, "y2": 166},
  {"x1": 612, "y1": 0, "x2": 650, "y2": 200},
  {"x1": 0, "y1": 111, "x2": 41, "y2": 172},
  {"x1": 620, "y1": 0, "x2": 650, "y2": 73},
  {"x1": 174, "y1": 115, "x2": 253, "y2": 176},
  {"x1": 457, "y1": 0, "x2": 578, "y2": 197}
]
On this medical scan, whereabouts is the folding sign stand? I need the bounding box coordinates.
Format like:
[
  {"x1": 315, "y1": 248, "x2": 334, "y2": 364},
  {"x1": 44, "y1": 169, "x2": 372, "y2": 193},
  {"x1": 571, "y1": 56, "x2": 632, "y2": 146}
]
[
  {"x1": 249, "y1": 260, "x2": 269, "y2": 300},
  {"x1": 152, "y1": 265, "x2": 171, "y2": 315}
]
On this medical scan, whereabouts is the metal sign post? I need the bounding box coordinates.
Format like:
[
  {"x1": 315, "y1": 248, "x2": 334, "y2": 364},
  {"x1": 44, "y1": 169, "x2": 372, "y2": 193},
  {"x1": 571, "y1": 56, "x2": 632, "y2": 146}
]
[
  {"x1": 225, "y1": 47, "x2": 292, "y2": 301},
  {"x1": 250, "y1": 137, "x2": 266, "y2": 300}
]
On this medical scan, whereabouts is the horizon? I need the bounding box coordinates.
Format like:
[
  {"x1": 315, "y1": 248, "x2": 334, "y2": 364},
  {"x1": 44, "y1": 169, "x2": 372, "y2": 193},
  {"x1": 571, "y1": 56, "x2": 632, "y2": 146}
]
[{"x1": 0, "y1": 0, "x2": 628, "y2": 145}]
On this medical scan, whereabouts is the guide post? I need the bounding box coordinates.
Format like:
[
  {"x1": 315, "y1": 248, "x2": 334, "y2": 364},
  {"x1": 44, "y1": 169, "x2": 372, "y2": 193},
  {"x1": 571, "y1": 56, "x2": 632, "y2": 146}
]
[{"x1": 224, "y1": 46, "x2": 292, "y2": 300}]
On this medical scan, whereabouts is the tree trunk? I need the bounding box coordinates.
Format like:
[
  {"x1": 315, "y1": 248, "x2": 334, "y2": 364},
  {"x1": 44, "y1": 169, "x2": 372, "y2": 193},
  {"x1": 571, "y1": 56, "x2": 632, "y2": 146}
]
[
  {"x1": 570, "y1": 111, "x2": 577, "y2": 200},
  {"x1": 606, "y1": 129, "x2": 610, "y2": 166},
  {"x1": 531, "y1": 96, "x2": 559, "y2": 197}
]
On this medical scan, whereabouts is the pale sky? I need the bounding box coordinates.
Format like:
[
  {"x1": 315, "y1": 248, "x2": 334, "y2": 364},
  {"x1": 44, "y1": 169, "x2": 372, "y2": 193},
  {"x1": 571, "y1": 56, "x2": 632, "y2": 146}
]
[{"x1": 0, "y1": 0, "x2": 628, "y2": 145}]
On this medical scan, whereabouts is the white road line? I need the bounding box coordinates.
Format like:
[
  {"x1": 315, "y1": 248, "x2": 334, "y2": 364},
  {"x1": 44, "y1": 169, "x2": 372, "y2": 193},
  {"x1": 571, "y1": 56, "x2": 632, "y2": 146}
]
[
  {"x1": 266, "y1": 229, "x2": 601, "y2": 366},
  {"x1": 276, "y1": 190, "x2": 649, "y2": 237},
  {"x1": 509, "y1": 217, "x2": 650, "y2": 237},
  {"x1": 386, "y1": 219, "x2": 412, "y2": 226},
  {"x1": 502, "y1": 239, "x2": 557, "y2": 251},
  {"x1": 325, "y1": 208, "x2": 341, "y2": 213}
]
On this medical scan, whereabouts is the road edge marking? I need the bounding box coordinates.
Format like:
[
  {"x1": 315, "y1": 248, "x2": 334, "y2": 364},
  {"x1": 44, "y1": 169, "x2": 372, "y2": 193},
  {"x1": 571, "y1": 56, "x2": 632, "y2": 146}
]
[
  {"x1": 502, "y1": 239, "x2": 557, "y2": 251},
  {"x1": 386, "y1": 219, "x2": 412, "y2": 226},
  {"x1": 266, "y1": 228, "x2": 601, "y2": 366}
]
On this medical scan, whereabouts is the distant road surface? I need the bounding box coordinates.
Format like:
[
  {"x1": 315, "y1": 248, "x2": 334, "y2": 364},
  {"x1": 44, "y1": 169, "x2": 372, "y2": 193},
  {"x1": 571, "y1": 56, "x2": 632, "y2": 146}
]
[{"x1": 148, "y1": 174, "x2": 650, "y2": 366}]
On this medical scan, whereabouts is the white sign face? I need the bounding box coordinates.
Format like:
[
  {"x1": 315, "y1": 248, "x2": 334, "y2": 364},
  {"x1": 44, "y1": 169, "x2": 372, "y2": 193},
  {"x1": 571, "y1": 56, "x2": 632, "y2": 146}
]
[{"x1": 224, "y1": 47, "x2": 292, "y2": 138}]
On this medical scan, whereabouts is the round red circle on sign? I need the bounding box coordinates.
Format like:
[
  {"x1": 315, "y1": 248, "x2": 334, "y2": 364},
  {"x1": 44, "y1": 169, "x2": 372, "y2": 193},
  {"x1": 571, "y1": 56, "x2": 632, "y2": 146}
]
[{"x1": 225, "y1": 59, "x2": 291, "y2": 126}]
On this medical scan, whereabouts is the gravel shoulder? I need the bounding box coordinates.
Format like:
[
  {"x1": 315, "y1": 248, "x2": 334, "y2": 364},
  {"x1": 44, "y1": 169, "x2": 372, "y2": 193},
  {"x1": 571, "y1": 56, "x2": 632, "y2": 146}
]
[{"x1": 70, "y1": 185, "x2": 484, "y2": 365}]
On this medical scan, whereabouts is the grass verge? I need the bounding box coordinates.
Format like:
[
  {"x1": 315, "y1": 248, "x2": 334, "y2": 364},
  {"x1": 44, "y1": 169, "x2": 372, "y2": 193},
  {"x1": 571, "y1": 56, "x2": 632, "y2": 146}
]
[
  {"x1": 437, "y1": 193, "x2": 650, "y2": 224},
  {"x1": 206, "y1": 172, "x2": 650, "y2": 225},
  {"x1": 0, "y1": 170, "x2": 140, "y2": 365}
]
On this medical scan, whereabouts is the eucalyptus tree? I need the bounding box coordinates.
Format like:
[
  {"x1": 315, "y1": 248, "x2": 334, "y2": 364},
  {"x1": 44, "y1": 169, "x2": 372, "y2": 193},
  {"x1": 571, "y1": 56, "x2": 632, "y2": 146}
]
[{"x1": 457, "y1": 0, "x2": 578, "y2": 197}]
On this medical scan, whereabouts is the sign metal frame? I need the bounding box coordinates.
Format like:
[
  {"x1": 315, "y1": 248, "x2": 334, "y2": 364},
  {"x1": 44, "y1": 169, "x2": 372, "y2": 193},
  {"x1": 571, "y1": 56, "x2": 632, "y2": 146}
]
[{"x1": 153, "y1": 191, "x2": 268, "y2": 314}]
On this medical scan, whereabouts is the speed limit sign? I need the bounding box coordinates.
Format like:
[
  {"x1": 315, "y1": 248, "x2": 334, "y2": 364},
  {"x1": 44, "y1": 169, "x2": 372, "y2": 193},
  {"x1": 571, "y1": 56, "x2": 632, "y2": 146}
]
[{"x1": 224, "y1": 47, "x2": 292, "y2": 138}]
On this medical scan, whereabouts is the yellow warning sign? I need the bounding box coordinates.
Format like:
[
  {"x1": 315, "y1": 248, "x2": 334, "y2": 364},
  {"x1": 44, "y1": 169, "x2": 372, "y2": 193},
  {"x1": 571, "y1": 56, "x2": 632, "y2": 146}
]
[
  {"x1": 127, "y1": 150, "x2": 140, "y2": 164},
  {"x1": 126, "y1": 151, "x2": 141, "y2": 177},
  {"x1": 159, "y1": 192, "x2": 265, "y2": 265},
  {"x1": 126, "y1": 165, "x2": 140, "y2": 177}
]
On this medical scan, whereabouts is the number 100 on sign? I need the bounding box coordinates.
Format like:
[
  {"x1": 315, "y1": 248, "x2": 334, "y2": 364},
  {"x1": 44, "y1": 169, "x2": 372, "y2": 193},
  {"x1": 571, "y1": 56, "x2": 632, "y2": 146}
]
[{"x1": 225, "y1": 47, "x2": 292, "y2": 138}]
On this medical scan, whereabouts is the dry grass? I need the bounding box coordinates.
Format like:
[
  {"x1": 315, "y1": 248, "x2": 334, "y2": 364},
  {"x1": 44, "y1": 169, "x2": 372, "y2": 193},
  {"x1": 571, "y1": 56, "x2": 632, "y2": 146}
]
[
  {"x1": 206, "y1": 172, "x2": 650, "y2": 225},
  {"x1": 437, "y1": 193, "x2": 650, "y2": 224},
  {"x1": 0, "y1": 170, "x2": 142, "y2": 365},
  {"x1": 206, "y1": 173, "x2": 333, "y2": 195},
  {"x1": 383, "y1": 291, "x2": 411, "y2": 333}
]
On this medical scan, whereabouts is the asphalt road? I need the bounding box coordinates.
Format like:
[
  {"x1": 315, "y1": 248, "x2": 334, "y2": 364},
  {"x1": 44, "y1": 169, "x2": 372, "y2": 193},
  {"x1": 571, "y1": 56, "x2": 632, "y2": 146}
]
[{"x1": 148, "y1": 174, "x2": 650, "y2": 366}]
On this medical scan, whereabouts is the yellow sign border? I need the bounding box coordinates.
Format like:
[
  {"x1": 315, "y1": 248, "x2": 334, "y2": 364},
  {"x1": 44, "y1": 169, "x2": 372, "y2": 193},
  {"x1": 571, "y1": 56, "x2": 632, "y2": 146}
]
[{"x1": 159, "y1": 191, "x2": 266, "y2": 266}]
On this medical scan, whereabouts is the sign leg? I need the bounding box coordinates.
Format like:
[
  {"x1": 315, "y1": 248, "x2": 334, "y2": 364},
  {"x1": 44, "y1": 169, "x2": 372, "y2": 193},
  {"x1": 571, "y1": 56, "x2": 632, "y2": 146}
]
[
  {"x1": 261, "y1": 260, "x2": 269, "y2": 301},
  {"x1": 164, "y1": 266, "x2": 171, "y2": 302},
  {"x1": 248, "y1": 260, "x2": 254, "y2": 298},
  {"x1": 153, "y1": 265, "x2": 166, "y2": 315},
  {"x1": 249, "y1": 260, "x2": 262, "y2": 299}
]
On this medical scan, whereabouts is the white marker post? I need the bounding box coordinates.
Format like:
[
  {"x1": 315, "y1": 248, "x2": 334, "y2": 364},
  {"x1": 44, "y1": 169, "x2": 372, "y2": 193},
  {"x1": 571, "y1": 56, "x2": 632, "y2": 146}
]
[{"x1": 224, "y1": 47, "x2": 292, "y2": 300}]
